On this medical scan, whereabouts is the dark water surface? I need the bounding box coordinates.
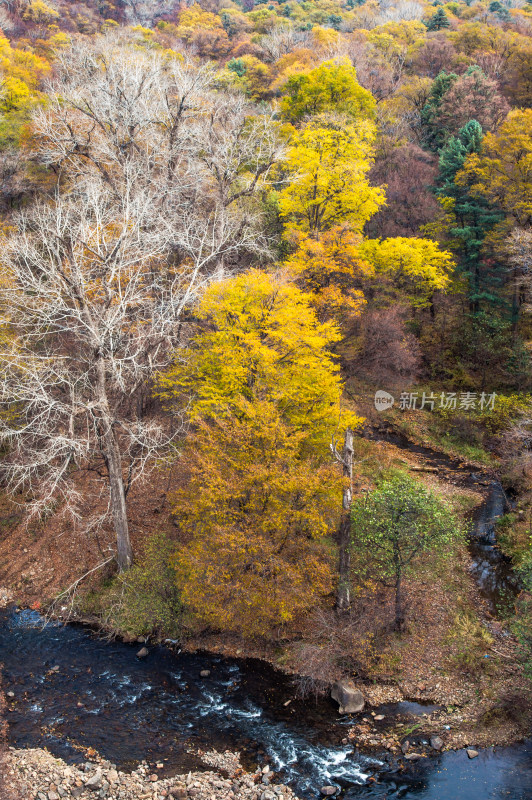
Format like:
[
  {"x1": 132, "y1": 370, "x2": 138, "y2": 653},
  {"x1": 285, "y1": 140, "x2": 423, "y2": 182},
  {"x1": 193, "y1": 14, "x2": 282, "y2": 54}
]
[{"x1": 1, "y1": 607, "x2": 532, "y2": 799}]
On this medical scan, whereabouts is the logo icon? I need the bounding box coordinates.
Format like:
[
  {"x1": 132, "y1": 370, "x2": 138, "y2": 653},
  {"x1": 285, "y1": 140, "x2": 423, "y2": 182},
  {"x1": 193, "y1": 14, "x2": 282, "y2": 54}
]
[{"x1": 374, "y1": 390, "x2": 394, "y2": 411}]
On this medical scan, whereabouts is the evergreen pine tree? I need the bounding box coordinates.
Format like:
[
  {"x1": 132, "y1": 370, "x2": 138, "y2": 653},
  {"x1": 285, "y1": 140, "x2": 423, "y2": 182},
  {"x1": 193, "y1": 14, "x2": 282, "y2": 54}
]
[
  {"x1": 421, "y1": 70, "x2": 458, "y2": 151},
  {"x1": 426, "y1": 7, "x2": 450, "y2": 30},
  {"x1": 437, "y1": 120, "x2": 504, "y2": 314}
]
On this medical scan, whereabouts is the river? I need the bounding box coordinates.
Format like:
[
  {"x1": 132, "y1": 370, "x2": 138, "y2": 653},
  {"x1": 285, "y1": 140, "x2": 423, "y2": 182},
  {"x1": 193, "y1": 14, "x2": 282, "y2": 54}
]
[{"x1": 1, "y1": 434, "x2": 531, "y2": 799}]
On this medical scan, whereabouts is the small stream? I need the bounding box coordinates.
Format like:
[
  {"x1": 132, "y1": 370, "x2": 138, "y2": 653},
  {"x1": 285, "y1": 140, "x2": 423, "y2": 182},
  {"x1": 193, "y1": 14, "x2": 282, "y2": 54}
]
[
  {"x1": 1, "y1": 430, "x2": 531, "y2": 799},
  {"x1": 367, "y1": 427, "x2": 521, "y2": 612}
]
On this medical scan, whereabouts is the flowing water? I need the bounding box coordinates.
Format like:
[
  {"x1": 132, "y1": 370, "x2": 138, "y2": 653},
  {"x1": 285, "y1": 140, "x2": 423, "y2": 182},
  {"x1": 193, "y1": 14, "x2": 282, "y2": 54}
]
[
  {"x1": 2, "y1": 607, "x2": 532, "y2": 799},
  {"x1": 1, "y1": 431, "x2": 531, "y2": 799},
  {"x1": 367, "y1": 426, "x2": 521, "y2": 611}
]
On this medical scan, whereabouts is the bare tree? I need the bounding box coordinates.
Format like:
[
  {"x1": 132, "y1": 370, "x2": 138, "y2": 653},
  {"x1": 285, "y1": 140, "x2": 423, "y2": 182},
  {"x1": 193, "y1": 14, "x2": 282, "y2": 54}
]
[
  {"x1": 331, "y1": 428, "x2": 354, "y2": 614},
  {"x1": 258, "y1": 25, "x2": 311, "y2": 62},
  {"x1": 507, "y1": 227, "x2": 532, "y2": 298},
  {"x1": 0, "y1": 34, "x2": 283, "y2": 571}
]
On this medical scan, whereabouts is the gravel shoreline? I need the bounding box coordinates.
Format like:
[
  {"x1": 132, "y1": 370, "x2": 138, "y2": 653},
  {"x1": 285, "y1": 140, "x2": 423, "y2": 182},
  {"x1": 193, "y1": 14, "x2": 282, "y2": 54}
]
[{"x1": 3, "y1": 747, "x2": 300, "y2": 800}]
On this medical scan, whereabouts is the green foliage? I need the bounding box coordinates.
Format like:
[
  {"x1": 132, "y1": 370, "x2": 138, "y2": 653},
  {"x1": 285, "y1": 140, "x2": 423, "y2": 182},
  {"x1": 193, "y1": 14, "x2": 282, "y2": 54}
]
[
  {"x1": 227, "y1": 57, "x2": 246, "y2": 76},
  {"x1": 112, "y1": 533, "x2": 182, "y2": 638},
  {"x1": 280, "y1": 59, "x2": 376, "y2": 123},
  {"x1": 437, "y1": 120, "x2": 505, "y2": 316},
  {"x1": 459, "y1": 313, "x2": 528, "y2": 387},
  {"x1": 81, "y1": 533, "x2": 182, "y2": 638},
  {"x1": 352, "y1": 473, "x2": 460, "y2": 583},
  {"x1": 513, "y1": 586, "x2": 532, "y2": 679},
  {"x1": 351, "y1": 473, "x2": 461, "y2": 628},
  {"x1": 421, "y1": 70, "x2": 459, "y2": 151},
  {"x1": 426, "y1": 8, "x2": 450, "y2": 31}
]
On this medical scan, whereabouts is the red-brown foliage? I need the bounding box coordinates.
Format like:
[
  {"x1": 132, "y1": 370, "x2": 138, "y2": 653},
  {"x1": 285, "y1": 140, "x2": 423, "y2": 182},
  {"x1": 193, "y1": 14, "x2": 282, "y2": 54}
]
[{"x1": 366, "y1": 143, "x2": 441, "y2": 238}]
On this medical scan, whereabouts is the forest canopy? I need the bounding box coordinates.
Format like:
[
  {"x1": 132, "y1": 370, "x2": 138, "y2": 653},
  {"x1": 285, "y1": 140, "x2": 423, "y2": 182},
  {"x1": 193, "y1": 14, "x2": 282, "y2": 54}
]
[{"x1": 0, "y1": 0, "x2": 530, "y2": 657}]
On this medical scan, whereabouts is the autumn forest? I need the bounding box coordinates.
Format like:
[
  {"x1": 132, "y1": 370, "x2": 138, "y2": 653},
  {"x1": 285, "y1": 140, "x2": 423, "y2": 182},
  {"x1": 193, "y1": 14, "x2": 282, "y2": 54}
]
[{"x1": 0, "y1": 0, "x2": 532, "y2": 792}]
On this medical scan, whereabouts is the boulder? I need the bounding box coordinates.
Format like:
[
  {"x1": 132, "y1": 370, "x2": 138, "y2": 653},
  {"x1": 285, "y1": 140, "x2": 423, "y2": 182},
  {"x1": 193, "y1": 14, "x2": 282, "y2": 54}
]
[
  {"x1": 199, "y1": 670, "x2": 211, "y2": 678},
  {"x1": 320, "y1": 788, "x2": 337, "y2": 797},
  {"x1": 170, "y1": 789, "x2": 187, "y2": 800},
  {"x1": 404, "y1": 753, "x2": 422, "y2": 761},
  {"x1": 430, "y1": 736, "x2": 444, "y2": 751},
  {"x1": 401, "y1": 740, "x2": 411, "y2": 754},
  {"x1": 136, "y1": 647, "x2": 149, "y2": 658},
  {"x1": 330, "y1": 680, "x2": 365, "y2": 714},
  {"x1": 84, "y1": 770, "x2": 103, "y2": 790},
  {"x1": 467, "y1": 749, "x2": 479, "y2": 759}
]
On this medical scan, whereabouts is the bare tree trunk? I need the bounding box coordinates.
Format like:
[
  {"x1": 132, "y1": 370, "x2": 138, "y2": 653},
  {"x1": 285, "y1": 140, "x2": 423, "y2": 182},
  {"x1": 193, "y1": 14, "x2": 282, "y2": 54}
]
[
  {"x1": 95, "y1": 352, "x2": 133, "y2": 572},
  {"x1": 336, "y1": 428, "x2": 353, "y2": 614},
  {"x1": 394, "y1": 568, "x2": 404, "y2": 632},
  {"x1": 104, "y1": 420, "x2": 133, "y2": 572}
]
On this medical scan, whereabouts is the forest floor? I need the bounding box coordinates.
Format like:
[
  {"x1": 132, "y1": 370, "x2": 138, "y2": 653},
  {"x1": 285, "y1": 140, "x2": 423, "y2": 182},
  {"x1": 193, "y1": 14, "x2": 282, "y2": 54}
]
[{"x1": 0, "y1": 422, "x2": 529, "y2": 764}]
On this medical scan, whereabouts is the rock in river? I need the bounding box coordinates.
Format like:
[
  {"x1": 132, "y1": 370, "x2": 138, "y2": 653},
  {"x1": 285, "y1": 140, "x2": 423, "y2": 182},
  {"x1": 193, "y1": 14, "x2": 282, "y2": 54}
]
[
  {"x1": 330, "y1": 679, "x2": 365, "y2": 714},
  {"x1": 467, "y1": 749, "x2": 479, "y2": 759},
  {"x1": 430, "y1": 736, "x2": 444, "y2": 751},
  {"x1": 136, "y1": 646, "x2": 148, "y2": 658}
]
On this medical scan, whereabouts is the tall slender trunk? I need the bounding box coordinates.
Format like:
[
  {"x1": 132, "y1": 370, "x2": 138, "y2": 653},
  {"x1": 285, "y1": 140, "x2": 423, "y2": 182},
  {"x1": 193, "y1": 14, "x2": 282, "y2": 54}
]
[
  {"x1": 394, "y1": 568, "x2": 403, "y2": 632},
  {"x1": 104, "y1": 420, "x2": 133, "y2": 572},
  {"x1": 336, "y1": 428, "x2": 353, "y2": 614},
  {"x1": 95, "y1": 352, "x2": 132, "y2": 572}
]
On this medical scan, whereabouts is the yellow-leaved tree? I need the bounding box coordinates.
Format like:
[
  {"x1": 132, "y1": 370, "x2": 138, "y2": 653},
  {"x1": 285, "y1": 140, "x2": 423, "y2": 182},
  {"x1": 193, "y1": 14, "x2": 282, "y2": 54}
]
[
  {"x1": 0, "y1": 34, "x2": 49, "y2": 147},
  {"x1": 157, "y1": 269, "x2": 359, "y2": 449},
  {"x1": 279, "y1": 59, "x2": 376, "y2": 124},
  {"x1": 457, "y1": 109, "x2": 532, "y2": 228},
  {"x1": 156, "y1": 270, "x2": 362, "y2": 634},
  {"x1": 284, "y1": 225, "x2": 373, "y2": 322},
  {"x1": 358, "y1": 237, "x2": 453, "y2": 306},
  {"x1": 278, "y1": 119, "x2": 386, "y2": 235},
  {"x1": 170, "y1": 405, "x2": 342, "y2": 635}
]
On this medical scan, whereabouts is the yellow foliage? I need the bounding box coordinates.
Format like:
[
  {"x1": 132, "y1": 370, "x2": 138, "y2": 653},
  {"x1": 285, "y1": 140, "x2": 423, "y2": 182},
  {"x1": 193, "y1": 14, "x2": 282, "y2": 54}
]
[
  {"x1": 0, "y1": 34, "x2": 49, "y2": 146},
  {"x1": 170, "y1": 405, "x2": 342, "y2": 636},
  {"x1": 271, "y1": 48, "x2": 319, "y2": 92},
  {"x1": 284, "y1": 226, "x2": 373, "y2": 323},
  {"x1": 239, "y1": 54, "x2": 272, "y2": 101},
  {"x1": 0, "y1": 34, "x2": 49, "y2": 89},
  {"x1": 358, "y1": 237, "x2": 454, "y2": 305},
  {"x1": 278, "y1": 119, "x2": 385, "y2": 235},
  {"x1": 457, "y1": 109, "x2": 532, "y2": 228},
  {"x1": 279, "y1": 59, "x2": 376, "y2": 124},
  {"x1": 22, "y1": 0, "x2": 59, "y2": 24},
  {"x1": 176, "y1": 3, "x2": 222, "y2": 37},
  {"x1": 368, "y1": 20, "x2": 426, "y2": 47},
  {"x1": 156, "y1": 269, "x2": 361, "y2": 448},
  {"x1": 311, "y1": 26, "x2": 339, "y2": 50}
]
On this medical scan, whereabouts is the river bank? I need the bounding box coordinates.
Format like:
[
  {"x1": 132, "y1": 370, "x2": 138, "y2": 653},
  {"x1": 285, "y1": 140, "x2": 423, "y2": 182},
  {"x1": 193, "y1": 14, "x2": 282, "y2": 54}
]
[
  {"x1": 1, "y1": 605, "x2": 532, "y2": 800},
  {"x1": 2, "y1": 430, "x2": 530, "y2": 756},
  {"x1": 3, "y1": 745, "x2": 298, "y2": 800}
]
